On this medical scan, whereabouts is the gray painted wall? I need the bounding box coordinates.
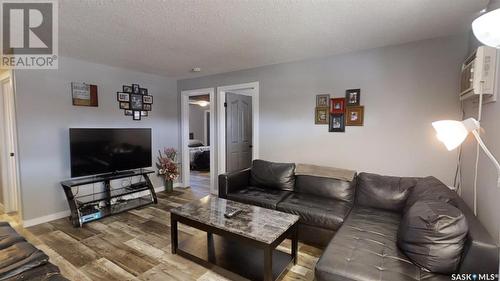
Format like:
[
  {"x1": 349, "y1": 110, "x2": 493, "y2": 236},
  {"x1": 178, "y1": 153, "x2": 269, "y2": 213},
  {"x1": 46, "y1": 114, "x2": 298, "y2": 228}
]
[
  {"x1": 461, "y1": 33, "x2": 500, "y2": 242},
  {"x1": 189, "y1": 104, "x2": 207, "y2": 143},
  {"x1": 179, "y1": 34, "x2": 469, "y2": 186},
  {"x1": 14, "y1": 57, "x2": 178, "y2": 222}
]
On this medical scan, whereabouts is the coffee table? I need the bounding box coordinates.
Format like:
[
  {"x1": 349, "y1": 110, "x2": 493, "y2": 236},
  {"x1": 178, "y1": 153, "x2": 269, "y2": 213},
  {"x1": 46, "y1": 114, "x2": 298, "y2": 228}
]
[{"x1": 170, "y1": 195, "x2": 299, "y2": 281}]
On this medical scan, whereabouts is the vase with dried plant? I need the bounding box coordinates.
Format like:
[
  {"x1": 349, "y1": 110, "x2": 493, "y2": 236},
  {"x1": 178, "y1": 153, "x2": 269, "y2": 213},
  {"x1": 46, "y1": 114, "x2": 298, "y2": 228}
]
[{"x1": 157, "y1": 147, "x2": 179, "y2": 192}]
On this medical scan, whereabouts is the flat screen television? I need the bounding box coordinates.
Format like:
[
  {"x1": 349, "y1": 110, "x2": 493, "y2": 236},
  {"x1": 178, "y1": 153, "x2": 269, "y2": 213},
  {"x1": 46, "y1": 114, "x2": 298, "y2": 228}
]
[{"x1": 70, "y1": 128, "x2": 152, "y2": 178}]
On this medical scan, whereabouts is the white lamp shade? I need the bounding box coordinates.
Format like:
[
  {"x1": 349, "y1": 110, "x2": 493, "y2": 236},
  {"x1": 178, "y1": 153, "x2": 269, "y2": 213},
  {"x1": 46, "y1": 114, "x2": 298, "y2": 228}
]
[
  {"x1": 432, "y1": 118, "x2": 479, "y2": 151},
  {"x1": 472, "y1": 8, "x2": 500, "y2": 48}
]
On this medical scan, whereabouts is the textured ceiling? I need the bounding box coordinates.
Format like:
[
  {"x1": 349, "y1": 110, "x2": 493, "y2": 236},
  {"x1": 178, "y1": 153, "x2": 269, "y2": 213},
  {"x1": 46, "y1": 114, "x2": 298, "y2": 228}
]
[{"x1": 59, "y1": 0, "x2": 488, "y2": 79}]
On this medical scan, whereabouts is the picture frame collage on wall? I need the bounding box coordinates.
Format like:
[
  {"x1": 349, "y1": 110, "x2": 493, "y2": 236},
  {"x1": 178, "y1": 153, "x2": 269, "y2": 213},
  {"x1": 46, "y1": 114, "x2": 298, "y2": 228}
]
[
  {"x1": 315, "y1": 88, "x2": 364, "y2": 132},
  {"x1": 117, "y1": 84, "x2": 153, "y2": 120}
]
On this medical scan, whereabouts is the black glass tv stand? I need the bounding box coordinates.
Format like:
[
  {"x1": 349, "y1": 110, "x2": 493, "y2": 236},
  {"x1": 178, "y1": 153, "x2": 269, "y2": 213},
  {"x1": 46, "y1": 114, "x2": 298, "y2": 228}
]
[{"x1": 60, "y1": 169, "x2": 157, "y2": 227}]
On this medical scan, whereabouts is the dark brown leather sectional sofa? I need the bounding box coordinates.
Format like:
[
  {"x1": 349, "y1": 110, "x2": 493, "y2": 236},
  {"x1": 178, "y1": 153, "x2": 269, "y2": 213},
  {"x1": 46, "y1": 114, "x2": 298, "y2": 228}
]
[
  {"x1": 0, "y1": 222, "x2": 67, "y2": 280},
  {"x1": 219, "y1": 160, "x2": 499, "y2": 281}
]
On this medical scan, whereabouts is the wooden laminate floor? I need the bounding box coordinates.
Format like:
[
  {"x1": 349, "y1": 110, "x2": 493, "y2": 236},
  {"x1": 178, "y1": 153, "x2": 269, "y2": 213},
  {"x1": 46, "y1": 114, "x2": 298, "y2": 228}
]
[
  {"x1": 18, "y1": 187, "x2": 321, "y2": 281},
  {"x1": 190, "y1": 170, "x2": 210, "y2": 191}
]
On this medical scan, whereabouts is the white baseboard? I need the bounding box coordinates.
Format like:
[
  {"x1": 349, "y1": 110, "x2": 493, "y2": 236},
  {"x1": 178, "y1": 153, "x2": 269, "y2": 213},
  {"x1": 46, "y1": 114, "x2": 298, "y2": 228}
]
[
  {"x1": 23, "y1": 184, "x2": 185, "y2": 228},
  {"x1": 23, "y1": 210, "x2": 71, "y2": 228}
]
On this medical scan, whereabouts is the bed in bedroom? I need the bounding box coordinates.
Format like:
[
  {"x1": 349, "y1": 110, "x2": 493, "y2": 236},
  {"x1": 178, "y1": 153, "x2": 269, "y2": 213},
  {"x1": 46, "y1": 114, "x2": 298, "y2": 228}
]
[{"x1": 189, "y1": 139, "x2": 210, "y2": 171}]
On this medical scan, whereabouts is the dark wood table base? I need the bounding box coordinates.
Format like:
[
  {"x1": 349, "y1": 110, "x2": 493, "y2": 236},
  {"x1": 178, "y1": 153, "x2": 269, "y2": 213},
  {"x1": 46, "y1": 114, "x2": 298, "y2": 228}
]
[{"x1": 171, "y1": 213, "x2": 298, "y2": 281}]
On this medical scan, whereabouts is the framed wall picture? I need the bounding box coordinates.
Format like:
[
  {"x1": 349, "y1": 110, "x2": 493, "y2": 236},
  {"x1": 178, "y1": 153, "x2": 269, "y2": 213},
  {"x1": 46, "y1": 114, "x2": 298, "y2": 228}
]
[
  {"x1": 133, "y1": 111, "x2": 141, "y2": 120},
  {"x1": 117, "y1": 92, "x2": 130, "y2": 102},
  {"x1": 316, "y1": 94, "x2": 330, "y2": 107},
  {"x1": 329, "y1": 114, "x2": 345, "y2": 132},
  {"x1": 132, "y1": 84, "x2": 140, "y2": 94},
  {"x1": 346, "y1": 106, "x2": 364, "y2": 126},
  {"x1": 315, "y1": 107, "x2": 329, "y2": 125},
  {"x1": 124, "y1": 110, "x2": 133, "y2": 116},
  {"x1": 139, "y1": 88, "x2": 148, "y2": 95},
  {"x1": 119, "y1": 102, "x2": 130, "y2": 109},
  {"x1": 143, "y1": 95, "x2": 153, "y2": 104},
  {"x1": 141, "y1": 111, "x2": 148, "y2": 117},
  {"x1": 130, "y1": 94, "x2": 143, "y2": 110},
  {"x1": 345, "y1": 89, "x2": 361, "y2": 105},
  {"x1": 72, "y1": 82, "x2": 98, "y2": 107},
  {"x1": 330, "y1": 98, "x2": 345, "y2": 114},
  {"x1": 143, "y1": 104, "x2": 152, "y2": 111},
  {"x1": 123, "y1": 85, "x2": 133, "y2": 93}
]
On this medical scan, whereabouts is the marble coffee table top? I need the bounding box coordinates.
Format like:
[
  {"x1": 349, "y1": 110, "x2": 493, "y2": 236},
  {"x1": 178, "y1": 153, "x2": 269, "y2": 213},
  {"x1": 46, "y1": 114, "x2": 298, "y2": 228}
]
[{"x1": 170, "y1": 195, "x2": 299, "y2": 244}]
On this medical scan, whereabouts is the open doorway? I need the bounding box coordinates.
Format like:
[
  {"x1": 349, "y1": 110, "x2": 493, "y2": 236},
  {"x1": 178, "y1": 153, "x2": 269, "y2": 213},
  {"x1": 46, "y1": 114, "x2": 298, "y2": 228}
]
[
  {"x1": 181, "y1": 88, "x2": 215, "y2": 195},
  {"x1": 0, "y1": 70, "x2": 21, "y2": 225}
]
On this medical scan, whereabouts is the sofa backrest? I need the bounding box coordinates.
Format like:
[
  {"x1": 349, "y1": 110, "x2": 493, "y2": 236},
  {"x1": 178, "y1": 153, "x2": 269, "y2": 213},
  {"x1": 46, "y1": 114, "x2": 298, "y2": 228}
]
[
  {"x1": 249, "y1": 159, "x2": 296, "y2": 191},
  {"x1": 355, "y1": 172, "x2": 418, "y2": 212},
  {"x1": 405, "y1": 176, "x2": 498, "y2": 274},
  {"x1": 357, "y1": 173, "x2": 498, "y2": 274},
  {"x1": 295, "y1": 175, "x2": 356, "y2": 203}
]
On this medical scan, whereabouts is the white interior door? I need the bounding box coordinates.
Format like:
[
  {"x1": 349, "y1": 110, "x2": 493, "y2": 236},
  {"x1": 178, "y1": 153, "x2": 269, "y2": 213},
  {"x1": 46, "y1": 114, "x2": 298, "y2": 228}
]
[
  {"x1": 225, "y1": 92, "x2": 253, "y2": 173},
  {"x1": 0, "y1": 73, "x2": 20, "y2": 213}
]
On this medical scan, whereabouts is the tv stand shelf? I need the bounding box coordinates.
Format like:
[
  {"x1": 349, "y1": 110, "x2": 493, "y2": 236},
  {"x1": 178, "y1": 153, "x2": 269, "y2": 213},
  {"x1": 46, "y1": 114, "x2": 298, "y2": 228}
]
[{"x1": 61, "y1": 169, "x2": 158, "y2": 227}]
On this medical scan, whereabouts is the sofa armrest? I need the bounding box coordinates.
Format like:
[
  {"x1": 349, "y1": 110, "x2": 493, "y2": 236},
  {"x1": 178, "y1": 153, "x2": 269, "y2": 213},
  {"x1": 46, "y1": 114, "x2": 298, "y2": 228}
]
[{"x1": 218, "y1": 168, "x2": 251, "y2": 198}]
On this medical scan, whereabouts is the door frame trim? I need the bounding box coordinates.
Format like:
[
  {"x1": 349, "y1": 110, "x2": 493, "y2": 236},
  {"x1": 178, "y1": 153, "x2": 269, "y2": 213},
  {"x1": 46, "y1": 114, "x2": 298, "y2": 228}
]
[
  {"x1": 217, "y1": 81, "x2": 259, "y2": 178},
  {"x1": 180, "y1": 88, "x2": 216, "y2": 194},
  {"x1": 203, "y1": 109, "x2": 210, "y2": 146},
  {"x1": 0, "y1": 70, "x2": 22, "y2": 218}
]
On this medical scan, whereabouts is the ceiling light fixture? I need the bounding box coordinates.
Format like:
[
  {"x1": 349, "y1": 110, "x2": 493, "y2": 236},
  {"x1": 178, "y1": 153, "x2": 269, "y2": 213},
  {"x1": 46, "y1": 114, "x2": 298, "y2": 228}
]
[
  {"x1": 472, "y1": 1, "x2": 500, "y2": 48},
  {"x1": 197, "y1": 101, "x2": 209, "y2": 107},
  {"x1": 188, "y1": 100, "x2": 210, "y2": 107}
]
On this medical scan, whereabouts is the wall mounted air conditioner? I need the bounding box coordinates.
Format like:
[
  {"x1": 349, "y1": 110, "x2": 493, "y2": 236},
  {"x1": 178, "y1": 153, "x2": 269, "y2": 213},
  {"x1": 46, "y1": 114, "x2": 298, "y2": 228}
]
[{"x1": 460, "y1": 46, "x2": 498, "y2": 101}]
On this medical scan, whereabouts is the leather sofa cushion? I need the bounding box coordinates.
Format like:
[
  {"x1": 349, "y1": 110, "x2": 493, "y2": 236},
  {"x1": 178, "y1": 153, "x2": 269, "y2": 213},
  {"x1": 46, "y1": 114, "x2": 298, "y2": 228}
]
[
  {"x1": 277, "y1": 193, "x2": 352, "y2": 231},
  {"x1": 0, "y1": 222, "x2": 66, "y2": 280},
  {"x1": 295, "y1": 175, "x2": 355, "y2": 203},
  {"x1": 398, "y1": 200, "x2": 468, "y2": 274},
  {"x1": 404, "y1": 176, "x2": 459, "y2": 212},
  {"x1": 315, "y1": 207, "x2": 449, "y2": 281},
  {"x1": 356, "y1": 172, "x2": 417, "y2": 212},
  {"x1": 227, "y1": 186, "x2": 291, "y2": 209},
  {"x1": 250, "y1": 160, "x2": 295, "y2": 191}
]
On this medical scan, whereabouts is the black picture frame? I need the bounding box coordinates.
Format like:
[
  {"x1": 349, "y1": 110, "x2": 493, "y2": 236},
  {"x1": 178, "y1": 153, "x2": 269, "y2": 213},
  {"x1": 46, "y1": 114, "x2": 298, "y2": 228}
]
[
  {"x1": 141, "y1": 111, "x2": 148, "y2": 117},
  {"x1": 124, "y1": 110, "x2": 133, "y2": 116},
  {"x1": 123, "y1": 85, "x2": 133, "y2": 93},
  {"x1": 119, "y1": 102, "x2": 130, "y2": 109},
  {"x1": 132, "y1": 84, "x2": 140, "y2": 94},
  {"x1": 130, "y1": 94, "x2": 143, "y2": 110},
  {"x1": 329, "y1": 114, "x2": 345, "y2": 132},
  {"x1": 133, "y1": 111, "x2": 141, "y2": 121},
  {"x1": 139, "y1": 88, "x2": 148, "y2": 95},
  {"x1": 117, "y1": 92, "x2": 130, "y2": 102},
  {"x1": 143, "y1": 104, "x2": 152, "y2": 111},
  {"x1": 345, "y1": 89, "x2": 361, "y2": 106},
  {"x1": 143, "y1": 95, "x2": 153, "y2": 104}
]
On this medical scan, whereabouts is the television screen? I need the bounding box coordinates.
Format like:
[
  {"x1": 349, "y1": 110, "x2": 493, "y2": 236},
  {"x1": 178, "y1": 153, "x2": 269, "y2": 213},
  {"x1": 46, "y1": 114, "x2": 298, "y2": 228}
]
[{"x1": 70, "y1": 128, "x2": 152, "y2": 177}]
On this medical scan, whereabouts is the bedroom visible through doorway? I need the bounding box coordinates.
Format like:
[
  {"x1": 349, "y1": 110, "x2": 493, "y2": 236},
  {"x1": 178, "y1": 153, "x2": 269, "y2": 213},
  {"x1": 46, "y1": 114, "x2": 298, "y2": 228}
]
[
  {"x1": 188, "y1": 94, "x2": 210, "y2": 192},
  {"x1": 180, "y1": 88, "x2": 215, "y2": 195}
]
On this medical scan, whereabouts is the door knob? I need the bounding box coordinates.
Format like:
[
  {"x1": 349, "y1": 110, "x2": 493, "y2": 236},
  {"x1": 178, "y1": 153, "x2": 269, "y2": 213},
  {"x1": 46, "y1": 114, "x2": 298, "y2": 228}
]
[{"x1": 9, "y1": 153, "x2": 14, "y2": 157}]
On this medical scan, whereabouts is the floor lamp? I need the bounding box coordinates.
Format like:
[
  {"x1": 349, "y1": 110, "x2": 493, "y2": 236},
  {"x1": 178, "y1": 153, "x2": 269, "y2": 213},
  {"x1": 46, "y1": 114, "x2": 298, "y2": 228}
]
[{"x1": 432, "y1": 118, "x2": 500, "y2": 188}]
